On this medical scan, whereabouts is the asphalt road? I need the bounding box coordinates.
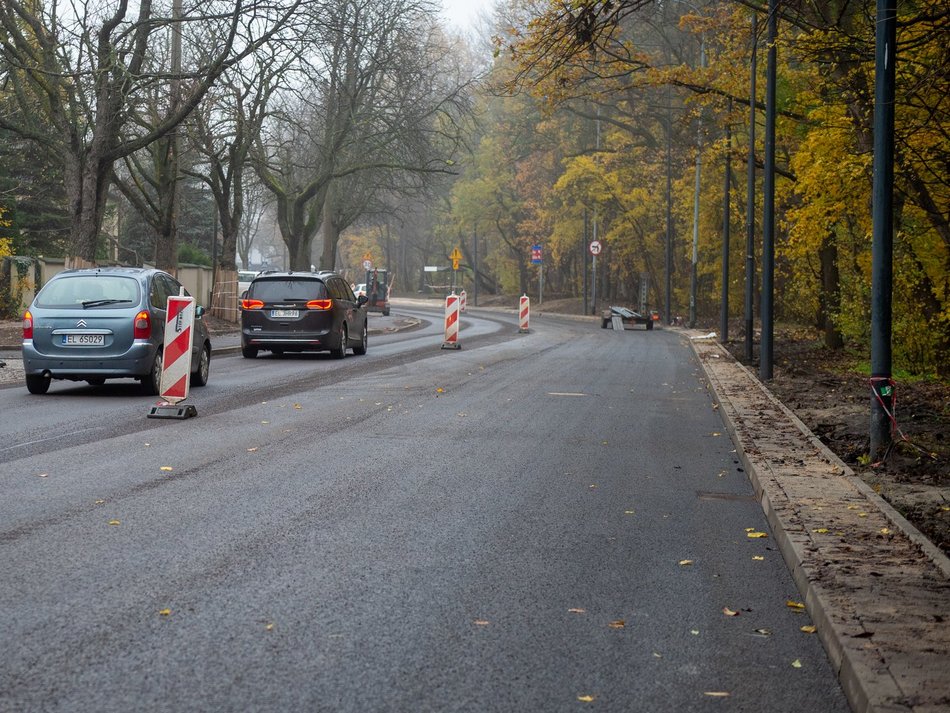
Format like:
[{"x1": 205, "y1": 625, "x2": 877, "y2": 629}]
[{"x1": 0, "y1": 306, "x2": 850, "y2": 712}]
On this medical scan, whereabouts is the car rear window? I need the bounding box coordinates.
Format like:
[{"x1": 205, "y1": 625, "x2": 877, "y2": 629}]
[
  {"x1": 249, "y1": 278, "x2": 327, "y2": 302},
  {"x1": 35, "y1": 275, "x2": 141, "y2": 308}
]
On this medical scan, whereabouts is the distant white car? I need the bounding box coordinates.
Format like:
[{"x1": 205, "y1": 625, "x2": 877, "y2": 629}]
[{"x1": 353, "y1": 283, "x2": 367, "y2": 298}]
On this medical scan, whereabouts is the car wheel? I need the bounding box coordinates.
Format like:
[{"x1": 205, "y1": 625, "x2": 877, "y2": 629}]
[
  {"x1": 86, "y1": 378, "x2": 106, "y2": 386},
  {"x1": 141, "y1": 351, "x2": 162, "y2": 396},
  {"x1": 331, "y1": 324, "x2": 347, "y2": 359},
  {"x1": 191, "y1": 343, "x2": 210, "y2": 387},
  {"x1": 242, "y1": 346, "x2": 258, "y2": 359},
  {"x1": 353, "y1": 321, "x2": 368, "y2": 355},
  {"x1": 26, "y1": 374, "x2": 51, "y2": 395}
]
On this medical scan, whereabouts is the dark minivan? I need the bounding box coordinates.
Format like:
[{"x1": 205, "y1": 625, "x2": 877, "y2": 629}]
[{"x1": 240, "y1": 271, "x2": 368, "y2": 359}]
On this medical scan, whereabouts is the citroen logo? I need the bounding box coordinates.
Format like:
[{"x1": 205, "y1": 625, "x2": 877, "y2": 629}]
[{"x1": 76, "y1": 319, "x2": 87, "y2": 328}]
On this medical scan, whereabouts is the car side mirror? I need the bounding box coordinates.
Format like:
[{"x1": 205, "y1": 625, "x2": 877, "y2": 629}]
[
  {"x1": 357, "y1": 294, "x2": 369, "y2": 306},
  {"x1": 241, "y1": 290, "x2": 248, "y2": 300},
  {"x1": 195, "y1": 305, "x2": 206, "y2": 318}
]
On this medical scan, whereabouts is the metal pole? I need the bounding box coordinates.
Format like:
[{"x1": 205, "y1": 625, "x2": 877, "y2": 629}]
[
  {"x1": 592, "y1": 111, "x2": 601, "y2": 316},
  {"x1": 745, "y1": 13, "x2": 758, "y2": 363},
  {"x1": 539, "y1": 259, "x2": 543, "y2": 305},
  {"x1": 592, "y1": 254, "x2": 597, "y2": 314},
  {"x1": 760, "y1": 0, "x2": 777, "y2": 381},
  {"x1": 583, "y1": 209, "x2": 589, "y2": 315},
  {"x1": 666, "y1": 89, "x2": 673, "y2": 325},
  {"x1": 870, "y1": 0, "x2": 896, "y2": 460},
  {"x1": 721, "y1": 102, "x2": 731, "y2": 342},
  {"x1": 689, "y1": 36, "x2": 705, "y2": 329},
  {"x1": 473, "y1": 226, "x2": 478, "y2": 306}
]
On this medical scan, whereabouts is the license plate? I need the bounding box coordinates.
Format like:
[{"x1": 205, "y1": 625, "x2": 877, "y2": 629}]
[
  {"x1": 271, "y1": 309, "x2": 299, "y2": 318},
  {"x1": 62, "y1": 333, "x2": 105, "y2": 346}
]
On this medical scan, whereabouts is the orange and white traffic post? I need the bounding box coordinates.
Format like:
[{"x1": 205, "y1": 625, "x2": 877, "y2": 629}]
[
  {"x1": 148, "y1": 289, "x2": 198, "y2": 419},
  {"x1": 459, "y1": 289, "x2": 467, "y2": 312},
  {"x1": 441, "y1": 292, "x2": 461, "y2": 350},
  {"x1": 518, "y1": 294, "x2": 530, "y2": 333}
]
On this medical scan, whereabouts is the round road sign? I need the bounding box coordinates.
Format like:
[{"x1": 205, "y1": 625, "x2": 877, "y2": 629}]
[{"x1": 589, "y1": 240, "x2": 602, "y2": 255}]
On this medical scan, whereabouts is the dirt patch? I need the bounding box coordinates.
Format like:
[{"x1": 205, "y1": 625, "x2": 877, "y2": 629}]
[{"x1": 722, "y1": 327, "x2": 949, "y2": 556}]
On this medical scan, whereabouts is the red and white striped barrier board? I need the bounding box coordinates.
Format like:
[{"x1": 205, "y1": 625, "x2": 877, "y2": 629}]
[
  {"x1": 519, "y1": 294, "x2": 530, "y2": 333},
  {"x1": 159, "y1": 293, "x2": 196, "y2": 404},
  {"x1": 441, "y1": 293, "x2": 461, "y2": 350},
  {"x1": 459, "y1": 289, "x2": 467, "y2": 312}
]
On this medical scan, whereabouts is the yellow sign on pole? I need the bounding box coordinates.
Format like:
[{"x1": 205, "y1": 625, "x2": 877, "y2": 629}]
[
  {"x1": 450, "y1": 247, "x2": 462, "y2": 271},
  {"x1": 362, "y1": 252, "x2": 373, "y2": 261}
]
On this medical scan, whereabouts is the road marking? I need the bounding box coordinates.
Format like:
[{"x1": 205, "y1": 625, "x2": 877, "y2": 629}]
[
  {"x1": 0, "y1": 425, "x2": 107, "y2": 452},
  {"x1": 547, "y1": 392, "x2": 587, "y2": 397}
]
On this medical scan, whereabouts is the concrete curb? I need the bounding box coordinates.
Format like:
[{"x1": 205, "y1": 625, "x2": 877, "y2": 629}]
[{"x1": 687, "y1": 332, "x2": 950, "y2": 713}]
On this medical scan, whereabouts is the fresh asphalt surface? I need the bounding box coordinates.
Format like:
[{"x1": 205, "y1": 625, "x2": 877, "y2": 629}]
[{"x1": 0, "y1": 306, "x2": 850, "y2": 712}]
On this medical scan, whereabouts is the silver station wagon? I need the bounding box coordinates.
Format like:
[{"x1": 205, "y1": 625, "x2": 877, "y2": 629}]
[{"x1": 21, "y1": 267, "x2": 212, "y2": 395}]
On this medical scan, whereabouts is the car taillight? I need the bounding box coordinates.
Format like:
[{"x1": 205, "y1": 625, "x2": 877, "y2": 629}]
[
  {"x1": 306, "y1": 299, "x2": 333, "y2": 310},
  {"x1": 241, "y1": 299, "x2": 264, "y2": 310},
  {"x1": 133, "y1": 310, "x2": 151, "y2": 339},
  {"x1": 22, "y1": 310, "x2": 33, "y2": 340}
]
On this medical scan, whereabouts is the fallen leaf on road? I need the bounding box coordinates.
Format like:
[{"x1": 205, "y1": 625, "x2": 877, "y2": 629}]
[
  {"x1": 160, "y1": 466, "x2": 173, "y2": 472},
  {"x1": 679, "y1": 560, "x2": 694, "y2": 566},
  {"x1": 473, "y1": 619, "x2": 490, "y2": 626},
  {"x1": 800, "y1": 625, "x2": 817, "y2": 634},
  {"x1": 752, "y1": 555, "x2": 765, "y2": 561},
  {"x1": 722, "y1": 607, "x2": 739, "y2": 617},
  {"x1": 158, "y1": 608, "x2": 171, "y2": 616},
  {"x1": 608, "y1": 620, "x2": 625, "y2": 629},
  {"x1": 94, "y1": 499, "x2": 105, "y2": 505},
  {"x1": 624, "y1": 510, "x2": 635, "y2": 515},
  {"x1": 247, "y1": 447, "x2": 258, "y2": 452},
  {"x1": 859, "y1": 513, "x2": 868, "y2": 518},
  {"x1": 436, "y1": 388, "x2": 444, "y2": 394},
  {"x1": 577, "y1": 695, "x2": 596, "y2": 702},
  {"x1": 711, "y1": 432, "x2": 720, "y2": 437},
  {"x1": 880, "y1": 528, "x2": 892, "y2": 535},
  {"x1": 653, "y1": 652, "x2": 663, "y2": 658},
  {"x1": 265, "y1": 623, "x2": 274, "y2": 631},
  {"x1": 261, "y1": 420, "x2": 269, "y2": 424},
  {"x1": 108, "y1": 520, "x2": 121, "y2": 526},
  {"x1": 690, "y1": 629, "x2": 700, "y2": 635},
  {"x1": 786, "y1": 600, "x2": 806, "y2": 610},
  {"x1": 568, "y1": 608, "x2": 586, "y2": 614},
  {"x1": 813, "y1": 528, "x2": 829, "y2": 534},
  {"x1": 704, "y1": 692, "x2": 730, "y2": 698},
  {"x1": 747, "y1": 531, "x2": 768, "y2": 538},
  {"x1": 791, "y1": 659, "x2": 802, "y2": 668},
  {"x1": 753, "y1": 628, "x2": 772, "y2": 637},
  {"x1": 293, "y1": 403, "x2": 301, "y2": 409}
]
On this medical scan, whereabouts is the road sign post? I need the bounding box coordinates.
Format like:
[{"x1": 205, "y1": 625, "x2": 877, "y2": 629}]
[{"x1": 589, "y1": 241, "x2": 602, "y2": 315}]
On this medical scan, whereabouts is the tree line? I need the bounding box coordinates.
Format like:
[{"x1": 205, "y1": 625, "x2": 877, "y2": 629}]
[{"x1": 0, "y1": 0, "x2": 473, "y2": 280}]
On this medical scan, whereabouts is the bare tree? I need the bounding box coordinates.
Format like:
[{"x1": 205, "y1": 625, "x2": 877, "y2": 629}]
[
  {"x1": 251, "y1": 0, "x2": 471, "y2": 270},
  {"x1": 0, "y1": 0, "x2": 301, "y2": 266}
]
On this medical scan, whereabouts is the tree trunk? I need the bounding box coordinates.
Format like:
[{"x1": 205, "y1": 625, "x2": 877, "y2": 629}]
[
  {"x1": 65, "y1": 153, "x2": 112, "y2": 264},
  {"x1": 817, "y1": 233, "x2": 844, "y2": 349}
]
